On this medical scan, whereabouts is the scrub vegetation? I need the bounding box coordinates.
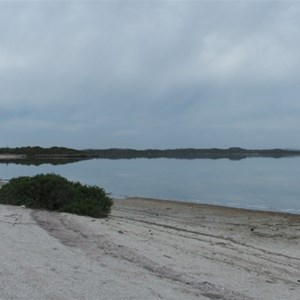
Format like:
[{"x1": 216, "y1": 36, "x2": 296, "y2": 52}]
[{"x1": 0, "y1": 174, "x2": 113, "y2": 218}]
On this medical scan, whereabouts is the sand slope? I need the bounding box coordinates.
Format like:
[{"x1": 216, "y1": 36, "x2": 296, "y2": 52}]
[{"x1": 1, "y1": 198, "x2": 300, "y2": 299}]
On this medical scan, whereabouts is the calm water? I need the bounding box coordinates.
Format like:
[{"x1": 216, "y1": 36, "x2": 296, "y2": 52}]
[{"x1": 1, "y1": 157, "x2": 300, "y2": 214}]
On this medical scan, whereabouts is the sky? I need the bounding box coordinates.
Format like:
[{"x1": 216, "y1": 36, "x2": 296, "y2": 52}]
[{"x1": 1, "y1": 0, "x2": 300, "y2": 149}]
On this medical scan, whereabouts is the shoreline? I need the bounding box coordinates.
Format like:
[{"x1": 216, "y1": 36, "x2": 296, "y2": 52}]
[
  {"x1": 0, "y1": 197, "x2": 299, "y2": 299},
  {"x1": 110, "y1": 197, "x2": 300, "y2": 298},
  {"x1": 113, "y1": 196, "x2": 300, "y2": 226},
  {"x1": 115, "y1": 196, "x2": 300, "y2": 217}
]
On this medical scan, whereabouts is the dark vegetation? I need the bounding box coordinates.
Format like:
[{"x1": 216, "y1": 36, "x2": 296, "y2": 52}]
[
  {"x1": 84, "y1": 147, "x2": 300, "y2": 160},
  {"x1": 1, "y1": 146, "x2": 300, "y2": 164},
  {"x1": 0, "y1": 174, "x2": 113, "y2": 218},
  {"x1": 0, "y1": 146, "x2": 90, "y2": 166},
  {"x1": 0, "y1": 146, "x2": 82, "y2": 156}
]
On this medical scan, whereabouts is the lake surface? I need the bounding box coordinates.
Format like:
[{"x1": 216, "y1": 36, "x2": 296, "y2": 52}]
[{"x1": 1, "y1": 157, "x2": 300, "y2": 214}]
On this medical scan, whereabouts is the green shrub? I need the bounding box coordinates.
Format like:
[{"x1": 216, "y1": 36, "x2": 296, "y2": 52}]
[{"x1": 0, "y1": 174, "x2": 113, "y2": 218}]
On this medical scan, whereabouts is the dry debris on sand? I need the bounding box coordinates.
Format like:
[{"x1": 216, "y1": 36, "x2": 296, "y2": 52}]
[{"x1": 1, "y1": 198, "x2": 300, "y2": 299}]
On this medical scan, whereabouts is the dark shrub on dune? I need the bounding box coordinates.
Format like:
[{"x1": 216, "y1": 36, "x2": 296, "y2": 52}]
[{"x1": 0, "y1": 174, "x2": 113, "y2": 218}]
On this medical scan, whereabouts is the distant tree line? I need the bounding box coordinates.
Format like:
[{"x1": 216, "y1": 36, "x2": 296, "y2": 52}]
[
  {"x1": 0, "y1": 146, "x2": 82, "y2": 156},
  {"x1": 1, "y1": 146, "x2": 300, "y2": 163},
  {"x1": 83, "y1": 147, "x2": 300, "y2": 160}
]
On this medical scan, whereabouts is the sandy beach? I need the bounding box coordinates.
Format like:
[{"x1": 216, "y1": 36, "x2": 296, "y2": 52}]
[
  {"x1": 0, "y1": 197, "x2": 300, "y2": 299},
  {"x1": 0, "y1": 154, "x2": 25, "y2": 160}
]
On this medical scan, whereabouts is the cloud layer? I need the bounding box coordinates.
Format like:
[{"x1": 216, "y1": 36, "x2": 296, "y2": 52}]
[{"x1": 1, "y1": 1, "x2": 300, "y2": 149}]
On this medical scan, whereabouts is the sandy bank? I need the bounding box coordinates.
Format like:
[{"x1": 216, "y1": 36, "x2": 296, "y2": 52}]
[
  {"x1": 0, "y1": 198, "x2": 300, "y2": 299},
  {"x1": 0, "y1": 154, "x2": 25, "y2": 160}
]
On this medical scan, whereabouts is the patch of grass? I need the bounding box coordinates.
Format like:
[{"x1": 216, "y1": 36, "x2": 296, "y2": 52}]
[{"x1": 0, "y1": 174, "x2": 113, "y2": 218}]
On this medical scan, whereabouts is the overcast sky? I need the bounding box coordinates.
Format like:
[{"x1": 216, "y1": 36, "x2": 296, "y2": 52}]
[{"x1": 1, "y1": 1, "x2": 300, "y2": 149}]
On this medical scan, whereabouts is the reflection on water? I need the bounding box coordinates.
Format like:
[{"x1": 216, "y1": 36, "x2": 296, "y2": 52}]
[{"x1": 0, "y1": 157, "x2": 299, "y2": 214}]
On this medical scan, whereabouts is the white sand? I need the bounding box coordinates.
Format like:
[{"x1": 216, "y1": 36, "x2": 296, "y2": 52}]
[
  {"x1": 0, "y1": 154, "x2": 25, "y2": 159},
  {"x1": 0, "y1": 198, "x2": 300, "y2": 299}
]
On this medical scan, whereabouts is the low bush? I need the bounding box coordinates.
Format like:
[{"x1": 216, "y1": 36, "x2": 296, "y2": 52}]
[{"x1": 0, "y1": 174, "x2": 113, "y2": 218}]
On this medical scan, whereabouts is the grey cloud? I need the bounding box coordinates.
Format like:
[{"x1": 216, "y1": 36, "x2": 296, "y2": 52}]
[{"x1": 0, "y1": 1, "x2": 300, "y2": 148}]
